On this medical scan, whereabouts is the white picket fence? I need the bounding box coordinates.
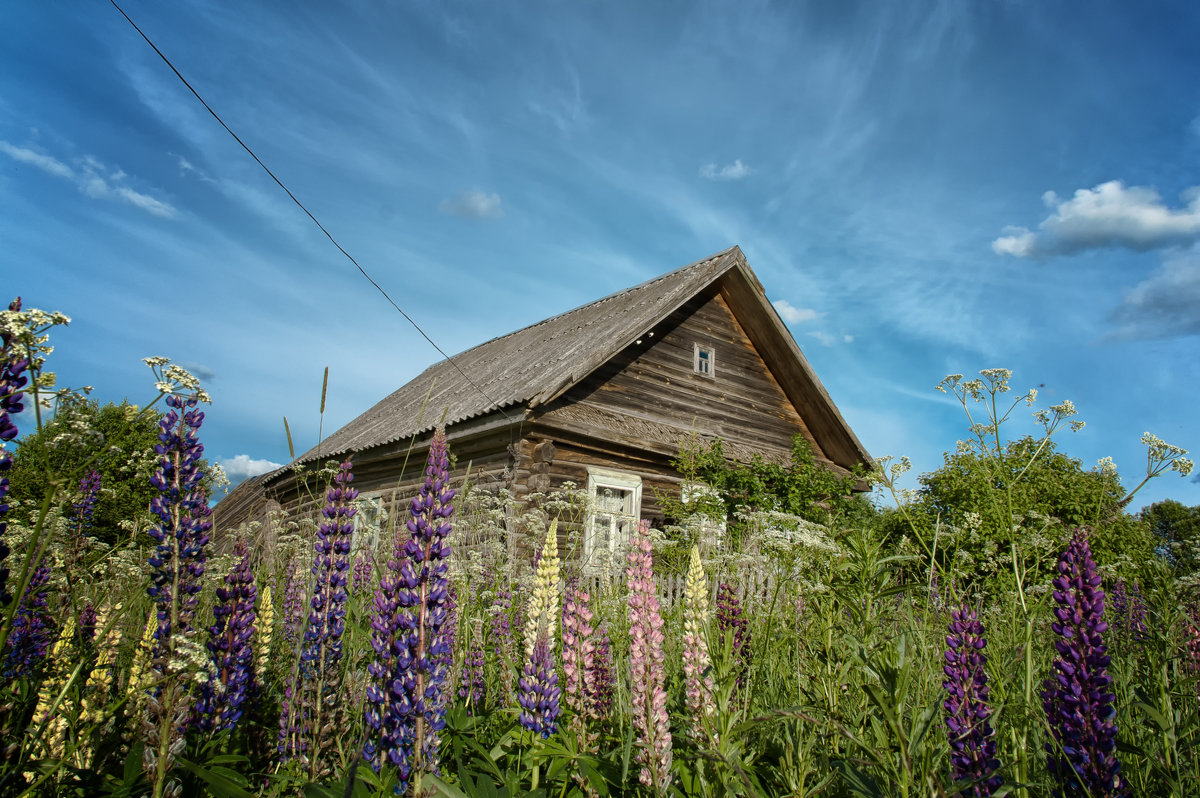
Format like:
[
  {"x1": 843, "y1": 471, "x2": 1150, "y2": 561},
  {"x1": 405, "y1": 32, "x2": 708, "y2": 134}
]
[{"x1": 582, "y1": 569, "x2": 784, "y2": 609}]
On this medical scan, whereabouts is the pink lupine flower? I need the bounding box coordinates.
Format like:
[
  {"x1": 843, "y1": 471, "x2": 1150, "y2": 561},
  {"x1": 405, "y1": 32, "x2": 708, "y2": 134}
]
[{"x1": 626, "y1": 520, "x2": 672, "y2": 793}]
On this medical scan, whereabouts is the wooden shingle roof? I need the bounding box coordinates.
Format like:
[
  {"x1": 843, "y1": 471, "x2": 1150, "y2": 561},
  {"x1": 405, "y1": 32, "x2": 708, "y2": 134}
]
[{"x1": 290, "y1": 245, "x2": 870, "y2": 472}]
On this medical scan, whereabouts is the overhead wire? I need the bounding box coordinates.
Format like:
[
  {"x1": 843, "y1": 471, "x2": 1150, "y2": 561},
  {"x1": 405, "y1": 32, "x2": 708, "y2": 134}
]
[{"x1": 109, "y1": 0, "x2": 513, "y2": 423}]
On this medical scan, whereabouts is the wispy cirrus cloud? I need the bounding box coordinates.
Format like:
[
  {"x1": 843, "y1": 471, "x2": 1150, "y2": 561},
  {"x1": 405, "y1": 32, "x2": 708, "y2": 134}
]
[
  {"x1": 0, "y1": 141, "x2": 73, "y2": 178},
  {"x1": 700, "y1": 159, "x2": 752, "y2": 181},
  {"x1": 0, "y1": 140, "x2": 177, "y2": 218},
  {"x1": 439, "y1": 188, "x2": 504, "y2": 219},
  {"x1": 993, "y1": 181, "x2": 1200, "y2": 258},
  {"x1": 772, "y1": 299, "x2": 818, "y2": 324}
]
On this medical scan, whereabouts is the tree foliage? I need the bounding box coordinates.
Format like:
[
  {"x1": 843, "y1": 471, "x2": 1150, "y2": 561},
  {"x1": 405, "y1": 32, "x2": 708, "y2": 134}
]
[
  {"x1": 899, "y1": 435, "x2": 1153, "y2": 578},
  {"x1": 7, "y1": 397, "x2": 162, "y2": 544},
  {"x1": 669, "y1": 434, "x2": 874, "y2": 532},
  {"x1": 1139, "y1": 498, "x2": 1200, "y2": 577}
]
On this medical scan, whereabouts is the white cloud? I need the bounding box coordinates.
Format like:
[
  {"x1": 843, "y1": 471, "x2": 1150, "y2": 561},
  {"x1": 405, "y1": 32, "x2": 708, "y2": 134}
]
[
  {"x1": 808, "y1": 331, "x2": 835, "y2": 346},
  {"x1": 439, "y1": 188, "x2": 504, "y2": 219},
  {"x1": 0, "y1": 139, "x2": 177, "y2": 218},
  {"x1": 1110, "y1": 247, "x2": 1200, "y2": 338},
  {"x1": 219, "y1": 454, "x2": 284, "y2": 486},
  {"x1": 699, "y1": 159, "x2": 752, "y2": 181},
  {"x1": 0, "y1": 141, "x2": 74, "y2": 178},
  {"x1": 114, "y1": 186, "x2": 177, "y2": 218},
  {"x1": 772, "y1": 299, "x2": 818, "y2": 324},
  {"x1": 843, "y1": 334, "x2": 855, "y2": 343},
  {"x1": 993, "y1": 181, "x2": 1200, "y2": 258}
]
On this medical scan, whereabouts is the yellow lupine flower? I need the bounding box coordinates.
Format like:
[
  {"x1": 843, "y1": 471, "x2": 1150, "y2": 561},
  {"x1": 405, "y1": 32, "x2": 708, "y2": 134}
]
[
  {"x1": 256, "y1": 583, "x2": 274, "y2": 684},
  {"x1": 78, "y1": 604, "x2": 122, "y2": 768},
  {"x1": 524, "y1": 520, "x2": 560, "y2": 658},
  {"x1": 31, "y1": 618, "x2": 76, "y2": 761},
  {"x1": 125, "y1": 610, "x2": 157, "y2": 710}
]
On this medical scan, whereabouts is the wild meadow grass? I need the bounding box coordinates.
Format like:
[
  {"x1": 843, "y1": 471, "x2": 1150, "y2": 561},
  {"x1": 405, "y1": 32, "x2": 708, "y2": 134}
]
[{"x1": 0, "y1": 298, "x2": 1197, "y2": 797}]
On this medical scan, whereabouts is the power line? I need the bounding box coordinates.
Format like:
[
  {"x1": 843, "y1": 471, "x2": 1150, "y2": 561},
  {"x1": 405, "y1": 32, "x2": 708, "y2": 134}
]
[{"x1": 109, "y1": 0, "x2": 512, "y2": 422}]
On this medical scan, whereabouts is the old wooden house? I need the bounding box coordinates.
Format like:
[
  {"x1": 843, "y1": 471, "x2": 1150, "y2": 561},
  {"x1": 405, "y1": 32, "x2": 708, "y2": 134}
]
[{"x1": 213, "y1": 246, "x2": 870, "y2": 568}]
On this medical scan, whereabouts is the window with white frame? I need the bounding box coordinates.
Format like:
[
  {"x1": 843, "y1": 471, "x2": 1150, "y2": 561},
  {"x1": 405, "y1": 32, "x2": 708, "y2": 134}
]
[
  {"x1": 585, "y1": 467, "x2": 642, "y2": 574},
  {"x1": 694, "y1": 342, "x2": 715, "y2": 377},
  {"x1": 353, "y1": 494, "x2": 385, "y2": 553}
]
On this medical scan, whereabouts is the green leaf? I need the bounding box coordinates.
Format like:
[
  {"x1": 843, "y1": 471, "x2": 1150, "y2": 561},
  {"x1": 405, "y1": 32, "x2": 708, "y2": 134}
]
[{"x1": 175, "y1": 758, "x2": 255, "y2": 798}]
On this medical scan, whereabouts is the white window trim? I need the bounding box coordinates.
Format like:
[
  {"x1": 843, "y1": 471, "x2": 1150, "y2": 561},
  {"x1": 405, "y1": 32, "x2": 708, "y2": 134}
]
[
  {"x1": 352, "y1": 493, "x2": 385, "y2": 553},
  {"x1": 584, "y1": 467, "x2": 643, "y2": 574},
  {"x1": 693, "y1": 342, "x2": 715, "y2": 377}
]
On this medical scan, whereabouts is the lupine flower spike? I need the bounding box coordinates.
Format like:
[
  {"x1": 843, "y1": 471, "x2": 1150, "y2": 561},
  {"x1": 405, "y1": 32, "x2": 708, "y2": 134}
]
[
  {"x1": 194, "y1": 538, "x2": 258, "y2": 734},
  {"x1": 289, "y1": 461, "x2": 357, "y2": 778},
  {"x1": 518, "y1": 522, "x2": 562, "y2": 737},
  {"x1": 682, "y1": 545, "x2": 716, "y2": 732},
  {"x1": 626, "y1": 520, "x2": 672, "y2": 794},
  {"x1": 524, "y1": 521, "x2": 561, "y2": 658},
  {"x1": 363, "y1": 428, "x2": 455, "y2": 793},
  {"x1": 143, "y1": 392, "x2": 213, "y2": 798},
  {"x1": 588, "y1": 624, "x2": 615, "y2": 721},
  {"x1": 1, "y1": 556, "x2": 51, "y2": 678},
  {"x1": 1042, "y1": 528, "x2": 1123, "y2": 798},
  {"x1": 942, "y1": 605, "x2": 1001, "y2": 796},
  {"x1": 716, "y1": 582, "x2": 751, "y2": 693}
]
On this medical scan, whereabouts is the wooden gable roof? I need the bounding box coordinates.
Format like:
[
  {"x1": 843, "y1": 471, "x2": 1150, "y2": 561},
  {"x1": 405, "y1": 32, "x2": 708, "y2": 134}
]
[{"x1": 288, "y1": 246, "x2": 870, "y2": 473}]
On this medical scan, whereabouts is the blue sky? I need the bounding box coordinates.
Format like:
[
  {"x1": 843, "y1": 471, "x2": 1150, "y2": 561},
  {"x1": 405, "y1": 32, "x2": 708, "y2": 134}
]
[{"x1": 2, "y1": 0, "x2": 1197, "y2": 510}]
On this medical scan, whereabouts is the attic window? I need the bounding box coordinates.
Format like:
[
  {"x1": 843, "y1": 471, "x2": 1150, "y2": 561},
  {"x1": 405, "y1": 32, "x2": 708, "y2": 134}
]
[{"x1": 694, "y1": 343, "x2": 715, "y2": 377}]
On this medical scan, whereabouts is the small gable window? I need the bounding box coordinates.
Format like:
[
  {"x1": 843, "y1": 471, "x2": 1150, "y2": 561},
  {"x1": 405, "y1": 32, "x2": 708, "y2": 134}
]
[{"x1": 694, "y1": 343, "x2": 715, "y2": 377}]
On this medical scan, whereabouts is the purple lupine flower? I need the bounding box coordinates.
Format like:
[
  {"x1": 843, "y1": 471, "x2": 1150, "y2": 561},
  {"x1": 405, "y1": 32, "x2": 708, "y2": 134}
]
[
  {"x1": 142, "y1": 392, "x2": 212, "y2": 787},
  {"x1": 716, "y1": 582, "x2": 751, "y2": 692},
  {"x1": 1110, "y1": 579, "x2": 1148, "y2": 645},
  {"x1": 518, "y1": 631, "x2": 561, "y2": 737},
  {"x1": 78, "y1": 602, "x2": 98, "y2": 648},
  {"x1": 352, "y1": 546, "x2": 374, "y2": 593},
  {"x1": 0, "y1": 297, "x2": 31, "y2": 606},
  {"x1": 588, "y1": 623, "x2": 614, "y2": 721},
  {"x1": 1, "y1": 556, "x2": 51, "y2": 678},
  {"x1": 194, "y1": 538, "x2": 258, "y2": 734},
  {"x1": 146, "y1": 393, "x2": 212, "y2": 644},
  {"x1": 1042, "y1": 528, "x2": 1124, "y2": 798},
  {"x1": 71, "y1": 470, "x2": 102, "y2": 532},
  {"x1": 942, "y1": 606, "x2": 1001, "y2": 797},
  {"x1": 458, "y1": 644, "x2": 486, "y2": 714},
  {"x1": 627, "y1": 520, "x2": 672, "y2": 793},
  {"x1": 363, "y1": 428, "x2": 455, "y2": 792},
  {"x1": 282, "y1": 559, "x2": 305, "y2": 644},
  {"x1": 284, "y1": 461, "x2": 357, "y2": 775},
  {"x1": 277, "y1": 663, "x2": 306, "y2": 761}
]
